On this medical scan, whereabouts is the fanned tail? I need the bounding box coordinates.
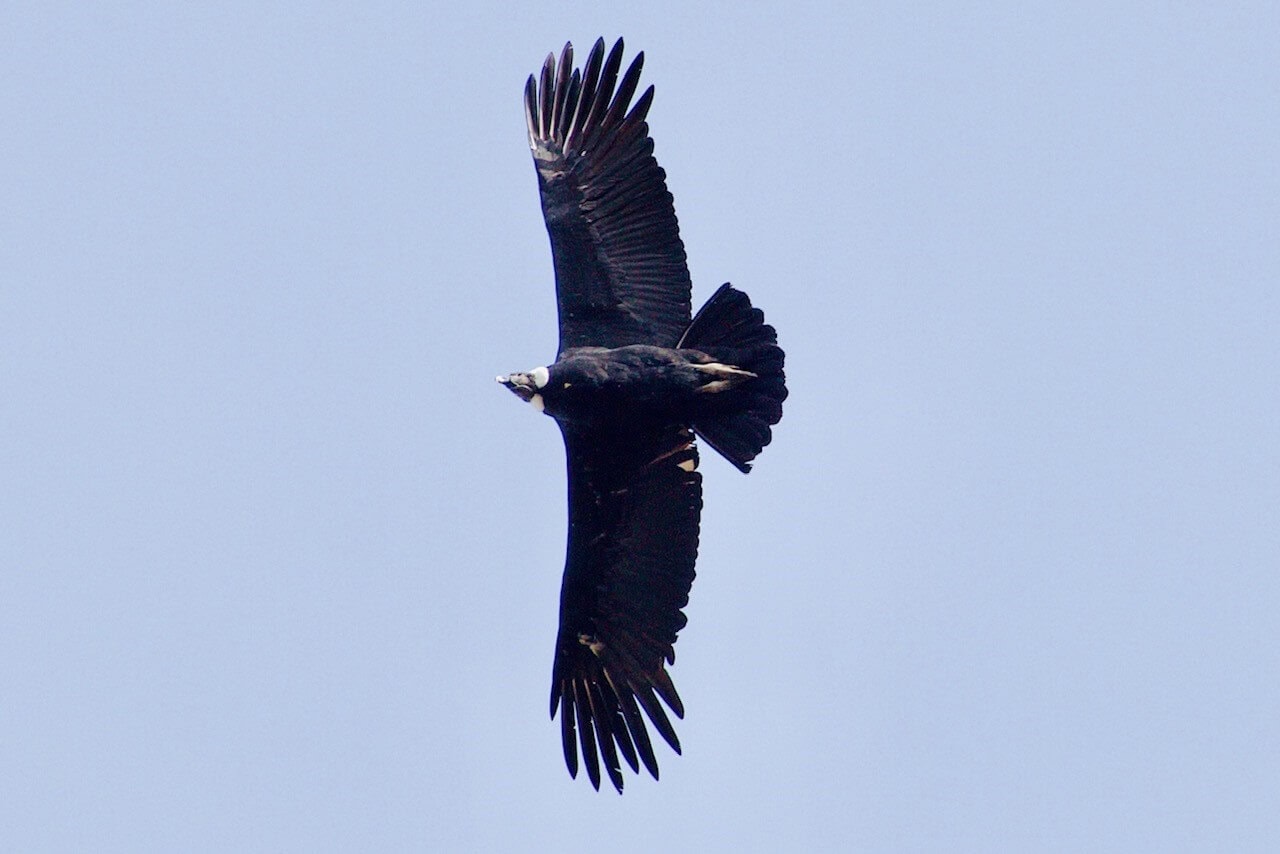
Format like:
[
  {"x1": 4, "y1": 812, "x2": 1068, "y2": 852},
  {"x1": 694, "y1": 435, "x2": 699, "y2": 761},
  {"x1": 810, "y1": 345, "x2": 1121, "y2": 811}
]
[{"x1": 678, "y1": 284, "x2": 787, "y2": 473}]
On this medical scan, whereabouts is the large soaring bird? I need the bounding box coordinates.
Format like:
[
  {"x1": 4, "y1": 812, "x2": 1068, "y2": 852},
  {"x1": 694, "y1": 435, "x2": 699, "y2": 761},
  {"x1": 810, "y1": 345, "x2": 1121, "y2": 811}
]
[{"x1": 498, "y1": 38, "x2": 787, "y2": 793}]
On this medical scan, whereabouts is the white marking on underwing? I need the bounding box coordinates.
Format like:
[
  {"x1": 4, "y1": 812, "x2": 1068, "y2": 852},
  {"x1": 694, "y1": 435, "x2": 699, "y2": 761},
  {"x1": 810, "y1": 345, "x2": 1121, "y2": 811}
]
[
  {"x1": 578, "y1": 633, "x2": 605, "y2": 656},
  {"x1": 649, "y1": 436, "x2": 697, "y2": 467},
  {"x1": 678, "y1": 458, "x2": 697, "y2": 472}
]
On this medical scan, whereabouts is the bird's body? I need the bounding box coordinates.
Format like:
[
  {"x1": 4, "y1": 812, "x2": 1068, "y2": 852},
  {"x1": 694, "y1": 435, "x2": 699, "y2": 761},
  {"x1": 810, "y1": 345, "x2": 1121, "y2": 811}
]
[
  {"x1": 510, "y1": 344, "x2": 758, "y2": 423},
  {"x1": 499, "y1": 38, "x2": 787, "y2": 792}
]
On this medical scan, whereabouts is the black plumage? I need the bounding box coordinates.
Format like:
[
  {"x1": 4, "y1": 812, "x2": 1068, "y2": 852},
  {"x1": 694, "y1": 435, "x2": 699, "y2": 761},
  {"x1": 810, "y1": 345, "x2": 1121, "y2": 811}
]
[{"x1": 499, "y1": 38, "x2": 788, "y2": 793}]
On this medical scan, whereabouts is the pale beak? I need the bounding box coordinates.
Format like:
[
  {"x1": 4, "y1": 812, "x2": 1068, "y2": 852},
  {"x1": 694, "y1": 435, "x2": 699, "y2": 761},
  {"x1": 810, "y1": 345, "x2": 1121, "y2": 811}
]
[{"x1": 497, "y1": 374, "x2": 537, "y2": 402}]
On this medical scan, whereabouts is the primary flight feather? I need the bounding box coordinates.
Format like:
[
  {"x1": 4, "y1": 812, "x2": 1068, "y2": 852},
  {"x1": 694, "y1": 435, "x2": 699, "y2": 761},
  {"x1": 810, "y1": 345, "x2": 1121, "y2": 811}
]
[{"x1": 499, "y1": 37, "x2": 788, "y2": 793}]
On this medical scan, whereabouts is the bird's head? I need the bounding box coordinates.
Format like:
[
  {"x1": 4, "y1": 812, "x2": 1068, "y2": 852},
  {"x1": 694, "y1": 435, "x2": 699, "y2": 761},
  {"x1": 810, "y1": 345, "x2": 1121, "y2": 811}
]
[{"x1": 496, "y1": 366, "x2": 550, "y2": 411}]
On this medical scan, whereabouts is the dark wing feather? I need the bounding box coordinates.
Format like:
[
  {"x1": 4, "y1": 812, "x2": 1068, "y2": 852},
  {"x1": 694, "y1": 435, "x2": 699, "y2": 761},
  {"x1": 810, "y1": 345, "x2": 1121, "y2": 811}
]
[
  {"x1": 550, "y1": 422, "x2": 702, "y2": 792},
  {"x1": 525, "y1": 38, "x2": 693, "y2": 355}
]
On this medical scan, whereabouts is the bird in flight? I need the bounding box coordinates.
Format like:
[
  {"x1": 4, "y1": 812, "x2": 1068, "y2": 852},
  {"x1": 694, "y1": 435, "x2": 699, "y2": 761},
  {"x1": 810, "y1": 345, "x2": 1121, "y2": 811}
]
[{"x1": 498, "y1": 37, "x2": 787, "y2": 793}]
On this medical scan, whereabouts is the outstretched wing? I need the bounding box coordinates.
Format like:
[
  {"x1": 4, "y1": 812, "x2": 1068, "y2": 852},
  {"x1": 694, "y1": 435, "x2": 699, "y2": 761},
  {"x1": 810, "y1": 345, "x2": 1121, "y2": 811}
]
[
  {"x1": 551, "y1": 422, "x2": 702, "y2": 792},
  {"x1": 525, "y1": 38, "x2": 692, "y2": 355}
]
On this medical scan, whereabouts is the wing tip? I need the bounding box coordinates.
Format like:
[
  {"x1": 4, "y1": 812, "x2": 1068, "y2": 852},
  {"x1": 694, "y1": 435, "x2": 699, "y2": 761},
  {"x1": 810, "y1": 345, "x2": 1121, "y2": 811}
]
[{"x1": 553, "y1": 653, "x2": 689, "y2": 791}]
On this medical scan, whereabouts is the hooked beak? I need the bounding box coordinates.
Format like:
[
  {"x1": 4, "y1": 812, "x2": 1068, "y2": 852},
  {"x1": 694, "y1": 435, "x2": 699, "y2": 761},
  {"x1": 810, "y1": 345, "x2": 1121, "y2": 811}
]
[{"x1": 496, "y1": 373, "x2": 537, "y2": 403}]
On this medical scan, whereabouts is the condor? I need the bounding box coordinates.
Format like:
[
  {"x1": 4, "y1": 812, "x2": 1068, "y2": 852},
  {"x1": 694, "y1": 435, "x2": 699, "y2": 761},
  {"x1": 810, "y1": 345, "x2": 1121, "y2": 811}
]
[{"x1": 498, "y1": 38, "x2": 787, "y2": 793}]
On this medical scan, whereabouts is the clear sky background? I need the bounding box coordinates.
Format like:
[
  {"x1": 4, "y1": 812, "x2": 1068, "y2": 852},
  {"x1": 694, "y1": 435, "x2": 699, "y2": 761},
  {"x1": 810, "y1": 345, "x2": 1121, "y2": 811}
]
[{"x1": 3, "y1": 3, "x2": 1277, "y2": 851}]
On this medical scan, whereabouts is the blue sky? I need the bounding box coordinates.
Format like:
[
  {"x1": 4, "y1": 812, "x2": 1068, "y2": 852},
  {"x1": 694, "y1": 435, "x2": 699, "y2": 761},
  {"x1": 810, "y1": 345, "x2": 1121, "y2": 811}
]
[{"x1": 3, "y1": 3, "x2": 1277, "y2": 851}]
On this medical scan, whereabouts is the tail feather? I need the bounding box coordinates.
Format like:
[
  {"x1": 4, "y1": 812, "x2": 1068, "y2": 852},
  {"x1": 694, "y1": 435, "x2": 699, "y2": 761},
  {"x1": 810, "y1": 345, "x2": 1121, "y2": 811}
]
[{"x1": 679, "y1": 284, "x2": 787, "y2": 473}]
